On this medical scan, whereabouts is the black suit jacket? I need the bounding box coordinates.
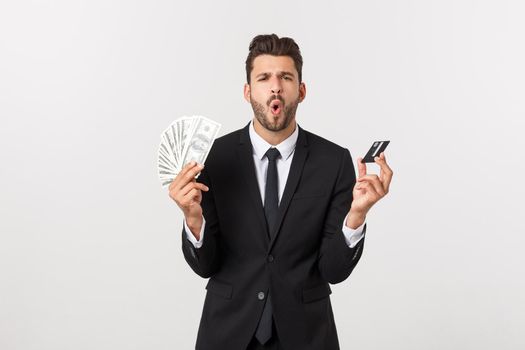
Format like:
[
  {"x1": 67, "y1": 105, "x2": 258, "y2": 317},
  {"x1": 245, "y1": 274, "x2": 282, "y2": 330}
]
[{"x1": 182, "y1": 123, "x2": 366, "y2": 350}]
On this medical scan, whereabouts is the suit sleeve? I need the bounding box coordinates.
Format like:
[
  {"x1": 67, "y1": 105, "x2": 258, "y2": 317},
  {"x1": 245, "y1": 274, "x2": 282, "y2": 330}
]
[
  {"x1": 317, "y1": 148, "x2": 366, "y2": 284},
  {"x1": 181, "y1": 166, "x2": 221, "y2": 278}
]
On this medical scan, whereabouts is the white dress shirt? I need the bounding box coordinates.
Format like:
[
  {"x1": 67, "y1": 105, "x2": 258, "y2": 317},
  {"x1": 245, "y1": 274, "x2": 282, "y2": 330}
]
[{"x1": 184, "y1": 120, "x2": 366, "y2": 248}]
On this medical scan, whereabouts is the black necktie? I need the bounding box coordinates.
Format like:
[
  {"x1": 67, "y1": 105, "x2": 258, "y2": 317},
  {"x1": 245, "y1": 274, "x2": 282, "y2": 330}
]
[
  {"x1": 263, "y1": 147, "x2": 280, "y2": 238},
  {"x1": 255, "y1": 147, "x2": 280, "y2": 345}
]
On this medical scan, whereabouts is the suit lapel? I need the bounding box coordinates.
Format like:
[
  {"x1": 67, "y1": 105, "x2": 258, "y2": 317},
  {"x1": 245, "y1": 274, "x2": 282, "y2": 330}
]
[
  {"x1": 236, "y1": 123, "x2": 270, "y2": 241},
  {"x1": 236, "y1": 122, "x2": 310, "y2": 252},
  {"x1": 268, "y1": 126, "x2": 309, "y2": 252}
]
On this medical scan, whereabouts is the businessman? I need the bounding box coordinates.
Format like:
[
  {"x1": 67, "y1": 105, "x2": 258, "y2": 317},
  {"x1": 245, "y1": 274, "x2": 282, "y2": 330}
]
[{"x1": 169, "y1": 34, "x2": 393, "y2": 350}]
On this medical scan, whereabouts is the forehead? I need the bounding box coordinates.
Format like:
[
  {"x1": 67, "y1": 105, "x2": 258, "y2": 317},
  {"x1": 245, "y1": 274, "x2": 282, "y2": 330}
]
[{"x1": 251, "y1": 55, "x2": 298, "y2": 76}]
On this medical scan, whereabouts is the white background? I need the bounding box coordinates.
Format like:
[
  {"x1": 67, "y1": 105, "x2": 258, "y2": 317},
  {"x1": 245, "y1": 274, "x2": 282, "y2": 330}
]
[{"x1": 1, "y1": 0, "x2": 524, "y2": 349}]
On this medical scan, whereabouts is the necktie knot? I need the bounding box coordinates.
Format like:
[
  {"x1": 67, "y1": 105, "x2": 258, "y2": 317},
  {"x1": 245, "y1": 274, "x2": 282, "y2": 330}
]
[{"x1": 265, "y1": 147, "x2": 280, "y2": 162}]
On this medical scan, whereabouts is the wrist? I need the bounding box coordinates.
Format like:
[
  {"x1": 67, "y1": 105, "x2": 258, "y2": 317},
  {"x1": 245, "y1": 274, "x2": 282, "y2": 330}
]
[
  {"x1": 346, "y1": 209, "x2": 366, "y2": 229},
  {"x1": 185, "y1": 214, "x2": 203, "y2": 235}
]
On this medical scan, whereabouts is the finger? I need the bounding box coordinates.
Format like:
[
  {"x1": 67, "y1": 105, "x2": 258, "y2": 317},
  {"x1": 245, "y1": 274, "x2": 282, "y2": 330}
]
[
  {"x1": 185, "y1": 188, "x2": 200, "y2": 201},
  {"x1": 178, "y1": 161, "x2": 199, "y2": 180},
  {"x1": 374, "y1": 152, "x2": 393, "y2": 191},
  {"x1": 180, "y1": 180, "x2": 209, "y2": 197},
  {"x1": 354, "y1": 181, "x2": 366, "y2": 191},
  {"x1": 172, "y1": 162, "x2": 205, "y2": 190},
  {"x1": 357, "y1": 157, "x2": 367, "y2": 178},
  {"x1": 169, "y1": 161, "x2": 197, "y2": 190},
  {"x1": 357, "y1": 175, "x2": 386, "y2": 196},
  {"x1": 186, "y1": 163, "x2": 205, "y2": 180},
  {"x1": 357, "y1": 179, "x2": 380, "y2": 201},
  {"x1": 180, "y1": 188, "x2": 200, "y2": 207},
  {"x1": 183, "y1": 160, "x2": 201, "y2": 172}
]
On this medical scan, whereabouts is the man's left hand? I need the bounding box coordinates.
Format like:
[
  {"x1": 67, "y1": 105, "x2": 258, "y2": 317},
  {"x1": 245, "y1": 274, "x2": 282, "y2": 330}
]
[{"x1": 345, "y1": 152, "x2": 393, "y2": 229}]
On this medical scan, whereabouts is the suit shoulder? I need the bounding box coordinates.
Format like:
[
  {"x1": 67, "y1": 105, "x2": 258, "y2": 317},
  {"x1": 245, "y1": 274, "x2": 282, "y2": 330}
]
[
  {"x1": 203, "y1": 126, "x2": 243, "y2": 167},
  {"x1": 213, "y1": 127, "x2": 242, "y2": 147},
  {"x1": 302, "y1": 129, "x2": 348, "y2": 155}
]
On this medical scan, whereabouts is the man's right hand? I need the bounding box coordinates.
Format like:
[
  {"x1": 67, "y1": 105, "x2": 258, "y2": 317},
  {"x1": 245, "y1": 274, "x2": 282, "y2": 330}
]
[{"x1": 168, "y1": 161, "x2": 209, "y2": 240}]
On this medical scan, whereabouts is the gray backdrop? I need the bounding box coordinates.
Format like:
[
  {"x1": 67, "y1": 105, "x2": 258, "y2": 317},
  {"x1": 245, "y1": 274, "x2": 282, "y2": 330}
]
[{"x1": 1, "y1": 0, "x2": 524, "y2": 349}]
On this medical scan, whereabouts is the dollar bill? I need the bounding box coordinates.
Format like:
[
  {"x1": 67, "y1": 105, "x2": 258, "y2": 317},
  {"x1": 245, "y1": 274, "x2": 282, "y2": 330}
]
[
  {"x1": 182, "y1": 116, "x2": 221, "y2": 167},
  {"x1": 157, "y1": 115, "x2": 221, "y2": 189}
]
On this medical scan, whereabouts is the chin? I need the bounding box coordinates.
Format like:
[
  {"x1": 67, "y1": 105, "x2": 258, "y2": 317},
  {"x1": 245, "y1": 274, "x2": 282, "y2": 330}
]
[{"x1": 265, "y1": 115, "x2": 282, "y2": 126}]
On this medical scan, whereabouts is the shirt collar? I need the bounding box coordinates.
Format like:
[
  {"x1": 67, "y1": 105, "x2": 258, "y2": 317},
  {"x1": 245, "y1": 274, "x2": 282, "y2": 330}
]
[{"x1": 249, "y1": 119, "x2": 298, "y2": 161}]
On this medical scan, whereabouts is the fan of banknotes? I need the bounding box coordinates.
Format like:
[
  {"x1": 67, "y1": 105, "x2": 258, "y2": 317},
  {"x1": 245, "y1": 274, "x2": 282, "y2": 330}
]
[{"x1": 157, "y1": 115, "x2": 221, "y2": 188}]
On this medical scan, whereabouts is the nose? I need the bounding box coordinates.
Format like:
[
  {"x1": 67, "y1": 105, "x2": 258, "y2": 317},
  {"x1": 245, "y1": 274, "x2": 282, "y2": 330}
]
[{"x1": 270, "y1": 76, "x2": 282, "y2": 94}]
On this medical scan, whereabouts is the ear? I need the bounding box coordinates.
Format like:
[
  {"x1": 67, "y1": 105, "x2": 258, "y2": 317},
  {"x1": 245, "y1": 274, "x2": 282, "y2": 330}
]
[
  {"x1": 243, "y1": 83, "x2": 251, "y2": 103},
  {"x1": 298, "y1": 82, "x2": 306, "y2": 103}
]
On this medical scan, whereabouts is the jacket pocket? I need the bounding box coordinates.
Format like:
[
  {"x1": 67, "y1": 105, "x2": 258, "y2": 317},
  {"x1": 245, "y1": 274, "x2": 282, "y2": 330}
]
[
  {"x1": 302, "y1": 283, "x2": 332, "y2": 303},
  {"x1": 205, "y1": 279, "x2": 233, "y2": 299}
]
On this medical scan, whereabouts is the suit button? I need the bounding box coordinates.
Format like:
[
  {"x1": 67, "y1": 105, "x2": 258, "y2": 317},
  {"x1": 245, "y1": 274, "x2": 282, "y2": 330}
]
[
  {"x1": 267, "y1": 255, "x2": 274, "y2": 262},
  {"x1": 257, "y1": 292, "x2": 265, "y2": 300}
]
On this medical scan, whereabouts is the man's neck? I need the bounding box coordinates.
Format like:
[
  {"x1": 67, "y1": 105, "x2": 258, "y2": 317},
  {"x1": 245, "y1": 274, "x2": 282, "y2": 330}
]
[{"x1": 252, "y1": 118, "x2": 297, "y2": 146}]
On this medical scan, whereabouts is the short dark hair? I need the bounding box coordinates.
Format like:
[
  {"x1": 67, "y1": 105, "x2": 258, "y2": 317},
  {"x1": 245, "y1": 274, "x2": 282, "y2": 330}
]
[{"x1": 245, "y1": 34, "x2": 303, "y2": 84}]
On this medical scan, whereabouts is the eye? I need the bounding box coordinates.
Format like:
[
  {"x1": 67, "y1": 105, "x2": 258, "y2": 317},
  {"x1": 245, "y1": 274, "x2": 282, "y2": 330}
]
[{"x1": 283, "y1": 76, "x2": 292, "y2": 81}]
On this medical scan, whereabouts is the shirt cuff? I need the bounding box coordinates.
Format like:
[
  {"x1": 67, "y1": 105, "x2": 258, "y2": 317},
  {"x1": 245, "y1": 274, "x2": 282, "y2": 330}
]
[
  {"x1": 341, "y1": 213, "x2": 366, "y2": 248},
  {"x1": 184, "y1": 216, "x2": 206, "y2": 249}
]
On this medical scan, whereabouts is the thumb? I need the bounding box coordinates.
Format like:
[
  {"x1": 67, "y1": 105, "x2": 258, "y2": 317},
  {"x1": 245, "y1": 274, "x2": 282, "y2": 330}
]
[{"x1": 357, "y1": 157, "x2": 367, "y2": 178}]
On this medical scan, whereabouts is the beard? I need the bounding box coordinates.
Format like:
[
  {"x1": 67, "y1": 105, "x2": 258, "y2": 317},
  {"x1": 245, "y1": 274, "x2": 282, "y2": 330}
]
[{"x1": 250, "y1": 94, "x2": 299, "y2": 132}]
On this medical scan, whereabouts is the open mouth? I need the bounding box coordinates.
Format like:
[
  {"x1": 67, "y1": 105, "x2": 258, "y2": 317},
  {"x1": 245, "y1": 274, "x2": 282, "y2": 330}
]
[{"x1": 270, "y1": 100, "x2": 282, "y2": 115}]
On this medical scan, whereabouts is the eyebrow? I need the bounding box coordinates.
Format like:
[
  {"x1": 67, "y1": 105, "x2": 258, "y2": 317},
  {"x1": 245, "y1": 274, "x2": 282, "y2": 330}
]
[{"x1": 255, "y1": 71, "x2": 296, "y2": 79}]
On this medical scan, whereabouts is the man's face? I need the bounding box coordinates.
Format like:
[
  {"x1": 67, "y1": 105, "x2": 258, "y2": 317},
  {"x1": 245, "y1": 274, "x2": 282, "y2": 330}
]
[{"x1": 244, "y1": 55, "x2": 306, "y2": 132}]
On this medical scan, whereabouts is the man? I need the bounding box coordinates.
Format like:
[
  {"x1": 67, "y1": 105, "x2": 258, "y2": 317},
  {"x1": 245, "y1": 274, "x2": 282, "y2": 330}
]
[{"x1": 169, "y1": 34, "x2": 393, "y2": 350}]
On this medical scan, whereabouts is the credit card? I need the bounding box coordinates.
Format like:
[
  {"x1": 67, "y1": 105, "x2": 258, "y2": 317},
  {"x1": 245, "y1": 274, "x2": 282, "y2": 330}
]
[{"x1": 361, "y1": 141, "x2": 390, "y2": 163}]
